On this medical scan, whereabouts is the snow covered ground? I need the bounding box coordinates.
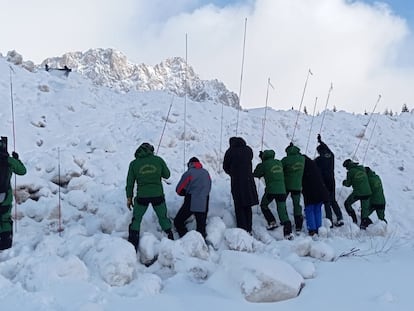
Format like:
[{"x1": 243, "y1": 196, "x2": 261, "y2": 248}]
[{"x1": 1, "y1": 57, "x2": 414, "y2": 311}]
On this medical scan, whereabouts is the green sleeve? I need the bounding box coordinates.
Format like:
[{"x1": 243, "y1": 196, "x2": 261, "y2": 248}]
[
  {"x1": 8, "y1": 157, "x2": 27, "y2": 176},
  {"x1": 253, "y1": 163, "x2": 264, "y2": 178},
  {"x1": 125, "y1": 162, "x2": 136, "y2": 198},
  {"x1": 161, "y1": 159, "x2": 170, "y2": 179}
]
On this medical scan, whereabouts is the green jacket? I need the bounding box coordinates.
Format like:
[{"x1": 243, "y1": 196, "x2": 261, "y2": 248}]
[
  {"x1": 0, "y1": 156, "x2": 27, "y2": 207},
  {"x1": 366, "y1": 168, "x2": 385, "y2": 205},
  {"x1": 342, "y1": 162, "x2": 372, "y2": 197},
  {"x1": 126, "y1": 145, "x2": 170, "y2": 199},
  {"x1": 281, "y1": 145, "x2": 305, "y2": 191},
  {"x1": 253, "y1": 150, "x2": 286, "y2": 195}
]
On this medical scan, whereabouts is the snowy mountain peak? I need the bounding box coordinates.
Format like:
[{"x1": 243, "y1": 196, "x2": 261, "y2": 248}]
[{"x1": 41, "y1": 48, "x2": 240, "y2": 109}]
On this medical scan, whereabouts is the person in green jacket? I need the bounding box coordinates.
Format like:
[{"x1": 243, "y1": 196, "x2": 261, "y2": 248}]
[
  {"x1": 0, "y1": 137, "x2": 27, "y2": 250},
  {"x1": 253, "y1": 150, "x2": 293, "y2": 239},
  {"x1": 342, "y1": 159, "x2": 372, "y2": 229},
  {"x1": 125, "y1": 142, "x2": 173, "y2": 252},
  {"x1": 365, "y1": 167, "x2": 386, "y2": 224},
  {"x1": 281, "y1": 143, "x2": 305, "y2": 233}
]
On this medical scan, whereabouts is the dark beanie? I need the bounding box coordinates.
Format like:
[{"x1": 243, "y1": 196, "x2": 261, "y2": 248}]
[{"x1": 188, "y1": 157, "x2": 200, "y2": 163}]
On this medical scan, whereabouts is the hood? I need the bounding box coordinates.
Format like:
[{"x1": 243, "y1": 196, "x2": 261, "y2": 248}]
[
  {"x1": 365, "y1": 166, "x2": 376, "y2": 177},
  {"x1": 134, "y1": 143, "x2": 154, "y2": 158},
  {"x1": 261, "y1": 149, "x2": 275, "y2": 161},
  {"x1": 187, "y1": 156, "x2": 203, "y2": 169},
  {"x1": 316, "y1": 144, "x2": 329, "y2": 155},
  {"x1": 285, "y1": 144, "x2": 301, "y2": 155},
  {"x1": 188, "y1": 161, "x2": 202, "y2": 169},
  {"x1": 229, "y1": 136, "x2": 247, "y2": 148},
  {"x1": 343, "y1": 159, "x2": 358, "y2": 169}
]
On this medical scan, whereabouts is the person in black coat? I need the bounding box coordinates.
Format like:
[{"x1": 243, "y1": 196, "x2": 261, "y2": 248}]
[
  {"x1": 302, "y1": 155, "x2": 330, "y2": 236},
  {"x1": 314, "y1": 134, "x2": 344, "y2": 227},
  {"x1": 223, "y1": 137, "x2": 259, "y2": 233}
]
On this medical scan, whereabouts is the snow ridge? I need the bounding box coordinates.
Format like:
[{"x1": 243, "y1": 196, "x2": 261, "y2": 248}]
[{"x1": 41, "y1": 48, "x2": 240, "y2": 109}]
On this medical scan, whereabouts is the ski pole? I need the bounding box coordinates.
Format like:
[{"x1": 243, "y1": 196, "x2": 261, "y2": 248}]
[
  {"x1": 291, "y1": 69, "x2": 313, "y2": 142},
  {"x1": 235, "y1": 17, "x2": 248, "y2": 137},
  {"x1": 305, "y1": 97, "x2": 318, "y2": 155}
]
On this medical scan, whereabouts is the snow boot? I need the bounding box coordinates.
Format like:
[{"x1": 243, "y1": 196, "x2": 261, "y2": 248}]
[
  {"x1": 127, "y1": 229, "x2": 140, "y2": 252},
  {"x1": 283, "y1": 221, "x2": 294, "y2": 240},
  {"x1": 334, "y1": 219, "x2": 344, "y2": 227},
  {"x1": 348, "y1": 210, "x2": 358, "y2": 224},
  {"x1": 266, "y1": 221, "x2": 278, "y2": 230},
  {"x1": 360, "y1": 217, "x2": 373, "y2": 230},
  {"x1": 165, "y1": 229, "x2": 174, "y2": 240},
  {"x1": 294, "y1": 215, "x2": 303, "y2": 233}
]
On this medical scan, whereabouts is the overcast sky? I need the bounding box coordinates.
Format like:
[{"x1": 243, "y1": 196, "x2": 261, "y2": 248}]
[{"x1": 1, "y1": 0, "x2": 413, "y2": 113}]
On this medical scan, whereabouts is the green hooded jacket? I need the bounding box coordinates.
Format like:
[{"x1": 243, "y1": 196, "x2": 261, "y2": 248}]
[
  {"x1": 126, "y1": 144, "x2": 170, "y2": 199},
  {"x1": 342, "y1": 161, "x2": 372, "y2": 197},
  {"x1": 281, "y1": 145, "x2": 305, "y2": 191},
  {"x1": 253, "y1": 150, "x2": 286, "y2": 195},
  {"x1": 366, "y1": 168, "x2": 385, "y2": 205},
  {"x1": 0, "y1": 156, "x2": 27, "y2": 207}
]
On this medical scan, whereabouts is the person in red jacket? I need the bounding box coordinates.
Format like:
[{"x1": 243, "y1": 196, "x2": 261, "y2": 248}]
[{"x1": 174, "y1": 157, "x2": 212, "y2": 239}]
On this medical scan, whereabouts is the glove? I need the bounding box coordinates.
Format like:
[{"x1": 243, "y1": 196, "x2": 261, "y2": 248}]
[
  {"x1": 317, "y1": 134, "x2": 321, "y2": 143},
  {"x1": 12, "y1": 151, "x2": 19, "y2": 159},
  {"x1": 259, "y1": 151, "x2": 263, "y2": 160},
  {"x1": 127, "y1": 198, "x2": 133, "y2": 210}
]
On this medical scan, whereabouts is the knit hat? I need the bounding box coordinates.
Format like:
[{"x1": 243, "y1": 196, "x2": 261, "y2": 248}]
[{"x1": 188, "y1": 157, "x2": 200, "y2": 163}]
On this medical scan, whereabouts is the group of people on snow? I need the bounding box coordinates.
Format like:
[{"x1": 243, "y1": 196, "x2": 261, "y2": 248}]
[{"x1": 0, "y1": 133, "x2": 386, "y2": 252}]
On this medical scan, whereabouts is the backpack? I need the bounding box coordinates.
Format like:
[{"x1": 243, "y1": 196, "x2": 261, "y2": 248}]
[{"x1": 0, "y1": 154, "x2": 10, "y2": 204}]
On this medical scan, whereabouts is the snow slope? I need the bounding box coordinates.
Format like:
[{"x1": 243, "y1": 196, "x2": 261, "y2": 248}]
[{"x1": 0, "y1": 56, "x2": 414, "y2": 311}]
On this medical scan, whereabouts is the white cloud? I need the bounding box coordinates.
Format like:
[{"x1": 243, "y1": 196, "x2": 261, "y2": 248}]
[{"x1": 1, "y1": 0, "x2": 413, "y2": 112}]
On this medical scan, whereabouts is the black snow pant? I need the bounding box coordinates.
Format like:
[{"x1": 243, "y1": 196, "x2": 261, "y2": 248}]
[
  {"x1": 234, "y1": 203, "x2": 253, "y2": 234},
  {"x1": 174, "y1": 195, "x2": 209, "y2": 238}
]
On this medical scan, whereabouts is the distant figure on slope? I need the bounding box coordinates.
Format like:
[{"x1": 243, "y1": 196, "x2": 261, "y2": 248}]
[
  {"x1": 174, "y1": 157, "x2": 212, "y2": 239},
  {"x1": 365, "y1": 166, "x2": 387, "y2": 225},
  {"x1": 281, "y1": 143, "x2": 305, "y2": 233},
  {"x1": 314, "y1": 134, "x2": 344, "y2": 227},
  {"x1": 302, "y1": 155, "x2": 329, "y2": 236},
  {"x1": 342, "y1": 159, "x2": 372, "y2": 229},
  {"x1": 0, "y1": 136, "x2": 27, "y2": 250},
  {"x1": 125, "y1": 142, "x2": 173, "y2": 252},
  {"x1": 253, "y1": 149, "x2": 293, "y2": 239},
  {"x1": 223, "y1": 137, "x2": 259, "y2": 234}
]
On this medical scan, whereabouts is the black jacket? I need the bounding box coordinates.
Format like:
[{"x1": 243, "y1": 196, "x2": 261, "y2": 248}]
[
  {"x1": 223, "y1": 137, "x2": 259, "y2": 207},
  {"x1": 314, "y1": 141, "x2": 335, "y2": 191},
  {"x1": 302, "y1": 155, "x2": 329, "y2": 206}
]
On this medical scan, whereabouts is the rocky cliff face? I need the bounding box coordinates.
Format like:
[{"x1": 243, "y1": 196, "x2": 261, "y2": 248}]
[{"x1": 41, "y1": 48, "x2": 240, "y2": 109}]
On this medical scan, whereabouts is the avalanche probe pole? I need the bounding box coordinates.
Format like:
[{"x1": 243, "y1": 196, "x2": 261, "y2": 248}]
[
  {"x1": 57, "y1": 148, "x2": 63, "y2": 234},
  {"x1": 291, "y1": 69, "x2": 313, "y2": 143},
  {"x1": 314, "y1": 83, "x2": 333, "y2": 158},
  {"x1": 9, "y1": 66, "x2": 18, "y2": 232},
  {"x1": 260, "y1": 78, "x2": 274, "y2": 151},
  {"x1": 235, "y1": 17, "x2": 248, "y2": 137},
  {"x1": 305, "y1": 96, "x2": 318, "y2": 155}
]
